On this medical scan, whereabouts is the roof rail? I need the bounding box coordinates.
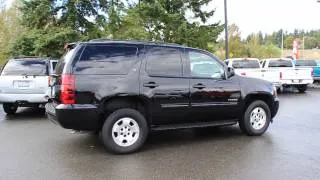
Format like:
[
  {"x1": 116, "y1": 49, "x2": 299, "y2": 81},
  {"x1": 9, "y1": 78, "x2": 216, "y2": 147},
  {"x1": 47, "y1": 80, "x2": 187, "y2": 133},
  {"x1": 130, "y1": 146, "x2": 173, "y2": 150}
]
[
  {"x1": 13, "y1": 56, "x2": 45, "y2": 59},
  {"x1": 88, "y1": 38, "x2": 182, "y2": 46}
]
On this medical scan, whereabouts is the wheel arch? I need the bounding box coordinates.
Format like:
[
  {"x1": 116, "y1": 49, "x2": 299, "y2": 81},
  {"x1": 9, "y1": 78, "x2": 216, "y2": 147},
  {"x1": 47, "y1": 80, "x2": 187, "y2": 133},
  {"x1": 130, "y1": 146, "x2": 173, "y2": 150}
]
[
  {"x1": 243, "y1": 92, "x2": 274, "y2": 116},
  {"x1": 99, "y1": 95, "x2": 151, "y2": 126}
]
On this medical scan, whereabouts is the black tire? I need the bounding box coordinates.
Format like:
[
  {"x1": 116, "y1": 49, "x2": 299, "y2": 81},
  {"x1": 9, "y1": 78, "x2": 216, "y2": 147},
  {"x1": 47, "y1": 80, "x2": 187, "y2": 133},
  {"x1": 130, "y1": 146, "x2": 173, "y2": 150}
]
[
  {"x1": 239, "y1": 100, "x2": 271, "y2": 136},
  {"x1": 101, "y1": 108, "x2": 148, "y2": 154},
  {"x1": 297, "y1": 85, "x2": 307, "y2": 93},
  {"x1": 3, "y1": 103, "x2": 18, "y2": 115}
]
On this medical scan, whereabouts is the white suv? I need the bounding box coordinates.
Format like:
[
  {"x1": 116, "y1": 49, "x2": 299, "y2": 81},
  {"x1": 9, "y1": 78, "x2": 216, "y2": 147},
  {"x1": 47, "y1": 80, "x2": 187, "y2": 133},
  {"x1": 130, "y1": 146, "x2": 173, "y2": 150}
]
[{"x1": 0, "y1": 57, "x2": 58, "y2": 114}]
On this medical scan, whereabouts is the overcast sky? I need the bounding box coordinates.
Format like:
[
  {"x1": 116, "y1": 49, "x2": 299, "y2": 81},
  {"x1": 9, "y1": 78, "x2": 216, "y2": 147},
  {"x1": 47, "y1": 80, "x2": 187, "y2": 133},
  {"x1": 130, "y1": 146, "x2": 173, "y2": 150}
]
[
  {"x1": 208, "y1": 0, "x2": 320, "y2": 37},
  {"x1": 6, "y1": 0, "x2": 320, "y2": 38}
]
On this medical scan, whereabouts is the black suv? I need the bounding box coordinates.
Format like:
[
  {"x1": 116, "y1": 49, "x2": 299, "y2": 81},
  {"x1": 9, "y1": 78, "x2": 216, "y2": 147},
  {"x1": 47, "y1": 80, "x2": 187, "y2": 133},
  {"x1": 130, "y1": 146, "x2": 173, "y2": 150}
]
[{"x1": 46, "y1": 40, "x2": 279, "y2": 154}]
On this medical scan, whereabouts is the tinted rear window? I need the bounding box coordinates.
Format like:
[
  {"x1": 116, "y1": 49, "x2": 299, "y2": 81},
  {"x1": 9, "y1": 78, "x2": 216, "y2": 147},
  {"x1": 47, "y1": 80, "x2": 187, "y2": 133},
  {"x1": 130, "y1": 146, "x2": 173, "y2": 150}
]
[
  {"x1": 75, "y1": 45, "x2": 138, "y2": 75},
  {"x1": 1, "y1": 59, "x2": 47, "y2": 76},
  {"x1": 269, "y1": 60, "x2": 293, "y2": 67},
  {"x1": 295, "y1": 60, "x2": 317, "y2": 67},
  {"x1": 232, "y1": 60, "x2": 260, "y2": 68}
]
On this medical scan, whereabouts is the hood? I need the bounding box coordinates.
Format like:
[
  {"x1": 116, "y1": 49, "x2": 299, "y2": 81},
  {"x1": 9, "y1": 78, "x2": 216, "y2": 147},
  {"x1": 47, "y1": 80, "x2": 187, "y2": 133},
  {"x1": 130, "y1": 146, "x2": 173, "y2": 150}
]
[{"x1": 237, "y1": 75, "x2": 274, "y2": 95}]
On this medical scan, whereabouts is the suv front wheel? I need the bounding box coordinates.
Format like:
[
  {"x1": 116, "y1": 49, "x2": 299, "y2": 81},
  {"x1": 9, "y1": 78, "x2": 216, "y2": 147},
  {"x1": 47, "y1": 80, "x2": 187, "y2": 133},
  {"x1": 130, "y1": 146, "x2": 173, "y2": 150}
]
[
  {"x1": 239, "y1": 100, "x2": 271, "y2": 136},
  {"x1": 101, "y1": 108, "x2": 148, "y2": 154}
]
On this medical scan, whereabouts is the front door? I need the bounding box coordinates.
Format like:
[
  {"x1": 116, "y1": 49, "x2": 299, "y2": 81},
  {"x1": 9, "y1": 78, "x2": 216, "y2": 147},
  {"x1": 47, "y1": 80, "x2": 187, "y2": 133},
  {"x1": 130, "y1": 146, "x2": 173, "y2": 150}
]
[{"x1": 187, "y1": 50, "x2": 241, "y2": 122}]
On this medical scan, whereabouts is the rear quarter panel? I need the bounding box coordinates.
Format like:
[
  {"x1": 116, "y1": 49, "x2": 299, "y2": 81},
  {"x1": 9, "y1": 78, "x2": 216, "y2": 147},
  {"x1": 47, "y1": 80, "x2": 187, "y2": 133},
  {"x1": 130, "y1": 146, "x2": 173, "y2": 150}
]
[{"x1": 72, "y1": 44, "x2": 144, "y2": 107}]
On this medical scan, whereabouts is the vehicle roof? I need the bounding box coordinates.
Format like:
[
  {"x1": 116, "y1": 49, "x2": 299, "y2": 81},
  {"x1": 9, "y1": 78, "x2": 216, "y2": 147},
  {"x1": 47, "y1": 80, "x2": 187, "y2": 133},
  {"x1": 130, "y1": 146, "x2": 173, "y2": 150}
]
[
  {"x1": 75, "y1": 39, "x2": 221, "y2": 60},
  {"x1": 263, "y1": 58, "x2": 292, "y2": 61},
  {"x1": 226, "y1": 58, "x2": 260, "y2": 61},
  {"x1": 84, "y1": 39, "x2": 185, "y2": 48},
  {"x1": 11, "y1": 56, "x2": 49, "y2": 61},
  {"x1": 296, "y1": 59, "x2": 316, "y2": 61}
]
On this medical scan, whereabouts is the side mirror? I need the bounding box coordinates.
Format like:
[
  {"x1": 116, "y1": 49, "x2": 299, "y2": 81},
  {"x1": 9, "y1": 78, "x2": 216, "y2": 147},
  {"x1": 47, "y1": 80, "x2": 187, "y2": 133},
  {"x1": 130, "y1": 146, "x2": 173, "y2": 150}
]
[{"x1": 227, "y1": 67, "x2": 235, "y2": 78}]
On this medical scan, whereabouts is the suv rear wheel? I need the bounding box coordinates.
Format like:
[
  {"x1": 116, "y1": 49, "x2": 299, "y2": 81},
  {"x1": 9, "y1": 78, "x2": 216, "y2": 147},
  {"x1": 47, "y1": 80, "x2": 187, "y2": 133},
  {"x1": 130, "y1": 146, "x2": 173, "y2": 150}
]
[
  {"x1": 101, "y1": 108, "x2": 148, "y2": 154},
  {"x1": 239, "y1": 100, "x2": 271, "y2": 136},
  {"x1": 3, "y1": 103, "x2": 18, "y2": 115}
]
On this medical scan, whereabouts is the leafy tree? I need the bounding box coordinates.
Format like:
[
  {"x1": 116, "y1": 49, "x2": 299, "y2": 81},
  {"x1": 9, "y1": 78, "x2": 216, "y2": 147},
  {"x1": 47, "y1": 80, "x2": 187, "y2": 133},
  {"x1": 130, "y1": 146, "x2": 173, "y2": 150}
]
[
  {"x1": 0, "y1": 0, "x2": 24, "y2": 64},
  {"x1": 10, "y1": 0, "x2": 223, "y2": 58},
  {"x1": 116, "y1": 0, "x2": 223, "y2": 52},
  {"x1": 10, "y1": 0, "x2": 114, "y2": 58},
  {"x1": 227, "y1": 24, "x2": 247, "y2": 58},
  {"x1": 304, "y1": 36, "x2": 319, "y2": 49},
  {"x1": 284, "y1": 35, "x2": 295, "y2": 49}
]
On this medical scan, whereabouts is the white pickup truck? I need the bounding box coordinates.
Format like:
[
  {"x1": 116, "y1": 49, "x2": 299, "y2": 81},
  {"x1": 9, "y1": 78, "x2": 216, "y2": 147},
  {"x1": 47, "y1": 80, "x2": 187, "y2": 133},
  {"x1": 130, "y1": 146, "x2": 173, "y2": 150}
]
[
  {"x1": 0, "y1": 57, "x2": 58, "y2": 114},
  {"x1": 225, "y1": 58, "x2": 281, "y2": 89},
  {"x1": 261, "y1": 58, "x2": 313, "y2": 93}
]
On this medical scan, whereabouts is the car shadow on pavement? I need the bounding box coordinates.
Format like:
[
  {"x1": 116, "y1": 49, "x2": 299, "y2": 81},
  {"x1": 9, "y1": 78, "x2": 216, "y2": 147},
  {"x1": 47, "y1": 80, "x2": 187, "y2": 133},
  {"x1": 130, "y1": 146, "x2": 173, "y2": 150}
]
[
  {"x1": 144, "y1": 125, "x2": 243, "y2": 149},
  {"x1": 64, "y1": 125, "x2": 258, "y2": 155}
]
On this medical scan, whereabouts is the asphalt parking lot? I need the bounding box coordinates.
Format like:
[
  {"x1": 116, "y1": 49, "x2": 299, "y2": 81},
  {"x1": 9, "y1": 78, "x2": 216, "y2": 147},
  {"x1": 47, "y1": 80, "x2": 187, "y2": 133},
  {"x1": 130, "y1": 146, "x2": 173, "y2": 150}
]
[{"x1": 1, "y1": 88, "x2": 320, "y2": 180}]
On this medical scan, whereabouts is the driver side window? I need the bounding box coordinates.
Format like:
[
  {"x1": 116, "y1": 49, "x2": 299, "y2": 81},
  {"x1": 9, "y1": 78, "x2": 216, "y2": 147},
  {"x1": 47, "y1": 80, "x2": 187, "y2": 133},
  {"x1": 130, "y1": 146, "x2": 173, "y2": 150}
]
[{"x1": 189, "y1": 51, "x2": 225, "y2": 79}]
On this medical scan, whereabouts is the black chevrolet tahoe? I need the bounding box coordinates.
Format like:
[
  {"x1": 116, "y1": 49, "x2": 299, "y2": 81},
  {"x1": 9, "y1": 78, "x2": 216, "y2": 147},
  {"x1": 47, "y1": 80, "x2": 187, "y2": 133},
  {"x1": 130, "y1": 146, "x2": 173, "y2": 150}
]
[{"x1": 46, "y1": 40, "x2": 279, "y2": 154}]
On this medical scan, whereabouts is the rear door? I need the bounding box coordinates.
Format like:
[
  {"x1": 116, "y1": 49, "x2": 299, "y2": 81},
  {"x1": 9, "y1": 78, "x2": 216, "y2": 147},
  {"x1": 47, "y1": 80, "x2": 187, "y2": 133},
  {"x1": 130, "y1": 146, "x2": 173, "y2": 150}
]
[
  {"x1": 0, "y1": 59, "x2": 49, "y2": 94},
  {"x1": 140, "y1": 45, "x2": 189, "y2": 125},
  {"x1": 187, "y1": 50, "x2": 241, "y2": 122}
]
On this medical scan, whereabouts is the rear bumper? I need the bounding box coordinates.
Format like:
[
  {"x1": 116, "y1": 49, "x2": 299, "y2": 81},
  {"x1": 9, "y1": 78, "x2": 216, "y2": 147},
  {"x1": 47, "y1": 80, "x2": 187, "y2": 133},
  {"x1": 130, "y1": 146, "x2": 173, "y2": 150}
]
[
  {"x1": 0, "y1": 93, "x2": 47, "y2": 104},
  {"x1": 313, "y1": 76, "x2": 320, "y2": 81},
  {"x1": 281, "y1": 79, "x2": 314, "y2": 85},
  {"x1": 45, "y1": 103, "x2": 101, "y2": 131},
  {"x1": 271, "y1": 98, "x2": 279, "y2": 119}
]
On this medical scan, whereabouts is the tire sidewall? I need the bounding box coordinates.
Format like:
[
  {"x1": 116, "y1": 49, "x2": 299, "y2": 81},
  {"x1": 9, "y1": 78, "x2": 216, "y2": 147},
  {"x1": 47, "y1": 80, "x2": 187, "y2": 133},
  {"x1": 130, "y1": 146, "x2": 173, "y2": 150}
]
[
  {"x1": 243, "y1": 101, "x2": 271, "y2": 135},
  {"x1": 3, "y1": 103, "x2": 17, "y2": 115},
  {"x1": 101, "y1": 108, "x2": 148, "y2": 154}
]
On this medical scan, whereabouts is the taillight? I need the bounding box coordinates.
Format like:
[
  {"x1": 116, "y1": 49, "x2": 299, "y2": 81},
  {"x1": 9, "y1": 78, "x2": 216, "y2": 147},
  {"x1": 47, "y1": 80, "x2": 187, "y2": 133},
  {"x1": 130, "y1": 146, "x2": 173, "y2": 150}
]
[
  {"x1": 241, "y1": 72, "x2": 246, "y2": 76},
  {"x1": 280, "y1": 72, "x2": 283, "y2": 79},
  {"x1": 60, "y1": 75, "x2": 75, "y2": 104}
]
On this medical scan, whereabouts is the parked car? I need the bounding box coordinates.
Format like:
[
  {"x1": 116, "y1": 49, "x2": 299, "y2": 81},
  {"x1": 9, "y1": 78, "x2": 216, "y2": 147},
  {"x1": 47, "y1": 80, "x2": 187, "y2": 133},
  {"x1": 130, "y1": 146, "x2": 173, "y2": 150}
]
[
  {"x1": 261, "y1": 58, "x2": 313, "y2": 93},
  {"x1": 295, "y1": 60, "x2": 320, "y2": 83},
  {"x1": 226, "y1": 58, "x2": 281, "y2": 89},
  {"x1": 0, "y1": 57, "x2": 58, "y2": 114},
  {"x1": 46, "y1": 40, "x2": 279, "y2": 154}
]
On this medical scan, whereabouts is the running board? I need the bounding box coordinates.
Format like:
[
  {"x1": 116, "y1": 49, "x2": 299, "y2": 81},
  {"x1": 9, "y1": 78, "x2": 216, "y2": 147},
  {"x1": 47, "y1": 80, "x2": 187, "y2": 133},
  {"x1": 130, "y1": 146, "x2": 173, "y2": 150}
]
[{"x1": 151, "y1": 120, "x2": 238, "y2": 131}]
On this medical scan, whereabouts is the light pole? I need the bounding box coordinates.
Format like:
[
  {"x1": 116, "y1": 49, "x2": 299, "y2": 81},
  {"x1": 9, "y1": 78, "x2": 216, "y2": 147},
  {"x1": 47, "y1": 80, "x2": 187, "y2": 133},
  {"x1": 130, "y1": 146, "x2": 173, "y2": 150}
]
[{"x1": 224, "y1": 0, "x2": 229, "y2": 59}]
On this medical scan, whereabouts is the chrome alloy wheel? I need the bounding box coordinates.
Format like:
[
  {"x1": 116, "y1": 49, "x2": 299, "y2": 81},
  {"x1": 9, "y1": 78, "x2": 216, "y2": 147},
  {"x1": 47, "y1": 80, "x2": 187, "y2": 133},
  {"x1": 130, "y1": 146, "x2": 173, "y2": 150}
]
[
  {"x1": 250, "y1": 107, "x2": 267, "y2": 130},
  {"x1": 112, "y1": 117, "x2": 140, "y2": 147}
]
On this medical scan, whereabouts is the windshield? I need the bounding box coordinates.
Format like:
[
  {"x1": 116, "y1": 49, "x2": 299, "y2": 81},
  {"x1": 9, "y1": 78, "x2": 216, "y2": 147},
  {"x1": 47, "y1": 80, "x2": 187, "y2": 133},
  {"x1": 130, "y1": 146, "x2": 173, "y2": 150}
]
[
  {"x1": 295, "y1": 60, "x2": 317, "y2": 67},
  {"x1": 1, "y1": 59, "x2": 47, "y2": 76},
  {"x1": 232, "y1": 60, "x2": 260, "y2": 69},
  {"x1": 55, "y1": 48, "x2": 76, "y2": 75},
  {"x1": 269, "y1": 60, "x2": 293, "y2": 67}
]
